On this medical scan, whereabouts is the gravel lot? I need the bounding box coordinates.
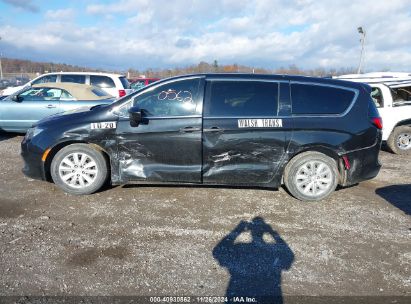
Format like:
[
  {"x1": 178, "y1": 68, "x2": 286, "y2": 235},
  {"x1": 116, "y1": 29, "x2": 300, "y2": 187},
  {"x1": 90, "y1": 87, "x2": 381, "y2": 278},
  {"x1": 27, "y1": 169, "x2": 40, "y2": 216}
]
[{"x1": 0, "y1": 134, "x2": 410, "y2": 301}]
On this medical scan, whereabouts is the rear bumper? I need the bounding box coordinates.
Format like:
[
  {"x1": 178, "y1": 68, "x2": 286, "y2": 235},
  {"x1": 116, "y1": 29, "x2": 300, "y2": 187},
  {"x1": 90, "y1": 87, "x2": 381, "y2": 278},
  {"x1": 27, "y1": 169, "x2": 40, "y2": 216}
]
[
  {"x1": 21, "y1": 138, "x2": 47, "y2": 181},
  {"x1": 340, "y1": 135, "x2": 382, "y2": 186}
]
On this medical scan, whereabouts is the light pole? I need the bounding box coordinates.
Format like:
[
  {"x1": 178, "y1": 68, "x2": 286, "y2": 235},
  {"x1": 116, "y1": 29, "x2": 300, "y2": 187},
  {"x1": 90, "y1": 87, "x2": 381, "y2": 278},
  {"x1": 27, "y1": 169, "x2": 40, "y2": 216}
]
[{"x1": 357, "y1": 26, "x2": 366, "y2": 74}]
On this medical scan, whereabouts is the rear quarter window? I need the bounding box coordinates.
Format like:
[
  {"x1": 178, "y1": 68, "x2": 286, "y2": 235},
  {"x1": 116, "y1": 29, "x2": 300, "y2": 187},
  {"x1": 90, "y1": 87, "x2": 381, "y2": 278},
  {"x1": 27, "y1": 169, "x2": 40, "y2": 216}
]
[
  {"x1": 370, "y1": 87, "x2": 384, "y2": 108},
  {"x1": 60, "y1": 89, "x2": 75, "y2": 100},
  {"x1": 119, "y1": 77, "x2": 130, "y2": 89},
  {"x1": 291, "y1": 83, "x2": 355, "y2": 115},
  {"x1": 90, "y1": 76, "x2": 115, "y2": 89}
]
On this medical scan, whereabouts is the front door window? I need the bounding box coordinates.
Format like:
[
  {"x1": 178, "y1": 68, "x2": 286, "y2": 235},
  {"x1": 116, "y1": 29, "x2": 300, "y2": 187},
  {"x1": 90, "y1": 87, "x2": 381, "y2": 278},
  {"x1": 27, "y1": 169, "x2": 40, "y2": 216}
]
[
  {"x1": 20, "y1": 87, "x2": 63, "y2": 101},
  {"x1": 133, "y1": 78, "x2": 201, "y2": 117}
]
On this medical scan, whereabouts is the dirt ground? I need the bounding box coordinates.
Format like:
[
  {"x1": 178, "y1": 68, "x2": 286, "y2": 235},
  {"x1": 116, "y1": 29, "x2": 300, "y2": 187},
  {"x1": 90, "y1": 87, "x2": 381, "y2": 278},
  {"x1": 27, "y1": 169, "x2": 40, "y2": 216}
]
[{"x1": 0, "y1": 134, "x2": 410, "y2": 302}]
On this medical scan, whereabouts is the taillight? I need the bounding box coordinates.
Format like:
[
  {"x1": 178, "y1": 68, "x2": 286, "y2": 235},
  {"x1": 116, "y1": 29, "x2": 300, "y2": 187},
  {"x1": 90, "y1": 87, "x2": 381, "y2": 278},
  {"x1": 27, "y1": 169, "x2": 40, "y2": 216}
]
[
  {"x1": 119, "y1": 89, "x2": 126, "y2": 97},
  {"x1": 372, "y1": 117, "x2": 383, "y2": 130}
]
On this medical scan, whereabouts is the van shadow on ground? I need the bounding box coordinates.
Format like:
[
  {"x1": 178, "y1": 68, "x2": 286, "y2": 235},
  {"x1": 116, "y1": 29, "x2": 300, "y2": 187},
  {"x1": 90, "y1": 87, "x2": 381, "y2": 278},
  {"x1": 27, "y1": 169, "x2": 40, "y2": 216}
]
[
  {"x1": 376, "y1": 184, "x2": 411, "y2": 216},
  {"x1": 213, "y1": 217, "x2": 294, "y2": 304}
]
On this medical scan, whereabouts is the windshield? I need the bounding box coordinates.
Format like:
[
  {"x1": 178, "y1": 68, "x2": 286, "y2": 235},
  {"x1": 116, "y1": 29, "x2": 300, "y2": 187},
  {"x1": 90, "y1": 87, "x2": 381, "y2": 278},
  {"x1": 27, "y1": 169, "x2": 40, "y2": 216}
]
[{"x1": 3, "y1": 86, "x2": 30, "y2": 100}]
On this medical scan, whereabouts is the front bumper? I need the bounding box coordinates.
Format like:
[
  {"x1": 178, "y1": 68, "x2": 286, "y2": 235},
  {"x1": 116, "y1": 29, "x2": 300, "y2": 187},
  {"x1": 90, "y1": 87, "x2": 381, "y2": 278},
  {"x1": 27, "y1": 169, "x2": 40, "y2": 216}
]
[{"x1": 21, "y1": 138, "x2": 47, "y2": 181}]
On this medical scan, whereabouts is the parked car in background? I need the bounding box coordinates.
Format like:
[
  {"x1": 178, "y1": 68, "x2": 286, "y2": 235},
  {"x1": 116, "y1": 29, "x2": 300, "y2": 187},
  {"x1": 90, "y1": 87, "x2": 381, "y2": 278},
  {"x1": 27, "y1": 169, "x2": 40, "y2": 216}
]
[
  {"x1": 9, "y1": 76, "x2": 30, "y2": 87},
  {"x1": 21, "y1": 74, "x2": 382, "y2": 201},
  {"x1": 0, "y1": 79, "x2": 12, "y2": 90},
  {"x1": 0, "y1": 77, "x2": 30, "y2": 92},
  {"x1": 0, "y1": 82, "x2": 115, "y2": 133},
  {"x1": 129, "y1": 78, "x2": 160, "y2": 91},
  {"x1": 335, "y1": 73, "x2": 411, "y2": 154},
  {"x1": 0, "y1": 72, "x2": 132, "y2": 98}
]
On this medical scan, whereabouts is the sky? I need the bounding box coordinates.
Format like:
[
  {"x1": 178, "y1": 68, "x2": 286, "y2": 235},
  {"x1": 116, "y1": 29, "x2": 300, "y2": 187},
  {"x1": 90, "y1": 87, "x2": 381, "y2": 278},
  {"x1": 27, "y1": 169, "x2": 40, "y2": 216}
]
[{"x1": 0, "y1": 0, "x2": 411, "y2": 71}]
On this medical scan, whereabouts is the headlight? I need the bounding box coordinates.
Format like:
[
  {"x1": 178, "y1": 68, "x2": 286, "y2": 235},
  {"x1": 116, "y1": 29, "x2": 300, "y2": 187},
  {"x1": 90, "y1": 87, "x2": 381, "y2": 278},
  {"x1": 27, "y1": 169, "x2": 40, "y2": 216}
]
[{"x1": 24, "y1": 127, "x2": 44, "y2": 140}]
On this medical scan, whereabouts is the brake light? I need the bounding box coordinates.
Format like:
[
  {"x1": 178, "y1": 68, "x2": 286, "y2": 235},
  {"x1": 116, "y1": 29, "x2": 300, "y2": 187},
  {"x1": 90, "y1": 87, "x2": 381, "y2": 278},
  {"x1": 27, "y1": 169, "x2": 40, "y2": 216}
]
[
  {"x1": 119, "y1": 89, "x2": 126, "y2": 97},
  {"x1": 372, "y1": 117, "x2": 383, "y2": 130}
]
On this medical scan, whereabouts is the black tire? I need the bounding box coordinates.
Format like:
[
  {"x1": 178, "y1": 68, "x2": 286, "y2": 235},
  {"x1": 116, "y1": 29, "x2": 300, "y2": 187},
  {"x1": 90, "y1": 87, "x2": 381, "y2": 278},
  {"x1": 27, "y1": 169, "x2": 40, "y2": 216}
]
[
  {"x1": 387, "y1": 126, "x2": 411, "y2": 155},
  {"x1": 50, "y1": 144, "x2": 109, "y2": 195},
  {"x1": 284, "y1": 151, "x2": 339, "y2": 201}
]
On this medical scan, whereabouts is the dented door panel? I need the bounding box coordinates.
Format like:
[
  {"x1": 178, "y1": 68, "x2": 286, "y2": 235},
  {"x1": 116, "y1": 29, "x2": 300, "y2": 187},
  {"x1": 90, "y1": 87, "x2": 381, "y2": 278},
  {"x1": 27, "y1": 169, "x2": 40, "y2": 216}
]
[
  {"x1": 202, "y1": 79, "x2": 292, "y2": 186},
  {"x1": 116, "y1": 117, "x2": 202, "y2": 183},
  {"x1": 202, "y1": 117, "x2": 290, "y2": 185}
]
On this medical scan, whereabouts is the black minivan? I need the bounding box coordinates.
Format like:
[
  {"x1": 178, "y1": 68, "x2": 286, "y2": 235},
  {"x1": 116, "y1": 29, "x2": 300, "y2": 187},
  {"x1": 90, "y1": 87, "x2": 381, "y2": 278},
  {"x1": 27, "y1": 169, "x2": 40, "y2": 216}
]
[{"x1": 21, "y1": 74, "x2": 382, "y2": 201}]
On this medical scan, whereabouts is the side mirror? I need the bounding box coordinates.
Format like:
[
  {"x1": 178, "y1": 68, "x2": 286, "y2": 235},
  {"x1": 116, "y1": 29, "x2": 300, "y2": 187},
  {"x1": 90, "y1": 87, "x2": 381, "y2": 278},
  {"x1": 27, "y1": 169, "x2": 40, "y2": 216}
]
[
  {"x1": 11, "y1": 95, "x2": 22, "y2": 102},
  {"x1": 128, "y1": 106, "x2": 143, "y2": 127}
]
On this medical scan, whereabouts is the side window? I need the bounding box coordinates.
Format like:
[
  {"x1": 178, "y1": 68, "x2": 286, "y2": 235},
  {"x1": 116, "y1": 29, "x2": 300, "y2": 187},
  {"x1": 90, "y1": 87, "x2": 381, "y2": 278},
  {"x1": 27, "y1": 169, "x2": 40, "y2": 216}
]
[
  {"x1": 61, "y1": 75, "x2": 86, "y2": 84},
  {"x1": 46, "y1": 89, "x2": 63, "y2": 99},
  {"x1": 90, "y1": 76, "x2": 115, "y2": 89},
  {"x1": 370, "y1": 87, "x2": 384, "y2": 108},
  {"x1": 20, "y1": 88, "x2": 62, "y2": 100},
  {"x1": 391, "y1": 86, "x2": 411, "y2": 106},
  {"x1": 20, "y1": 88, "x2": 46, "y2": 100},
  {"x1": 32, "y1": 75, "x2": 57, "y2": 85},
  {"x1": 205, "y1": 81, "x2": 279, "y2": 117},
  {"x1": 132, "y1": 78, "x2": 201, "y2": 117},
  {"x1": 291, "y1": 83, "x2": 355, "y2": 115},
  {"x1": 60, "y1": 89, "x2": 75, "y2": 100}
]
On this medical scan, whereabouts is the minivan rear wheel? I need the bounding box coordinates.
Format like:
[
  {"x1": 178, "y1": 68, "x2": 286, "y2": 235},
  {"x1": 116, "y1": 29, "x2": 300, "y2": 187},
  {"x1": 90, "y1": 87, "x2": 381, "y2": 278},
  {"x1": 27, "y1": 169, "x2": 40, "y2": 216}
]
[
  {"x1": 387, "y1": 126, "x2": 411, "y2": 155},
  {"x1": 51, "y1": 144, "x2": 109, "y2": 195},
  {"x1": 284, "y1": 152, "x2": 338, "y2": 201}
]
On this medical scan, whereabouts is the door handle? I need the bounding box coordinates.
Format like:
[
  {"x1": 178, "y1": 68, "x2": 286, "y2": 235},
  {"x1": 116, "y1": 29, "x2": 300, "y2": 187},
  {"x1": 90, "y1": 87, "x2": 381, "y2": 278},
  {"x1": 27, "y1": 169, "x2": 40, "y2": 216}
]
[
  {"x1": 46, "y1": 104, "x2": 56, "y2": 109},
  {"x1": 203, "y1": 126, "x2": 224, "y2": 133},
  {"x1": 179, "y1": 126, "x2": 201, "y2": 133}
]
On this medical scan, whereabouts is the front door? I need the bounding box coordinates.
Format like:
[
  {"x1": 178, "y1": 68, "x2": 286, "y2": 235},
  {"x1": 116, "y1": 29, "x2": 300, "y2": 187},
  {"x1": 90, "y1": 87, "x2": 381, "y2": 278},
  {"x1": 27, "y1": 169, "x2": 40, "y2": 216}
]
[
  {"x1": 0, "y1": 87, "x2": 61, "y2": 132},
  {"x1": 115, "y1": 77, "x2": 204, "y2": 183},
  {"x1": 202, "y1": 79, "x2": 290, "y2": 186}
]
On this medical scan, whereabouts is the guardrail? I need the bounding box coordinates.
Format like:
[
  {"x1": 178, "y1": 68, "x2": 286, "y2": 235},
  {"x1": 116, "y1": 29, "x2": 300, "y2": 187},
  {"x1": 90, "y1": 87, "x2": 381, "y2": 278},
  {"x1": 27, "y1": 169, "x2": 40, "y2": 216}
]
[{"x1": 1, "y1": 73, "x2": 36, "y2": 80}]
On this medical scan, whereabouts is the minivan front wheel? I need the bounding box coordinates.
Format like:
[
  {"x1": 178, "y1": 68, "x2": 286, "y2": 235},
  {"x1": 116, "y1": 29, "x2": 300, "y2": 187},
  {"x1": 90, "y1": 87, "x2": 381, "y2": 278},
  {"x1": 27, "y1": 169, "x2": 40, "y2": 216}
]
[
  {"x1": 51, "y1": 144, "x2": 109, "y2": 195},
  {"x1": 284, "y1": 152, "x2": 338, "y2": 201}
]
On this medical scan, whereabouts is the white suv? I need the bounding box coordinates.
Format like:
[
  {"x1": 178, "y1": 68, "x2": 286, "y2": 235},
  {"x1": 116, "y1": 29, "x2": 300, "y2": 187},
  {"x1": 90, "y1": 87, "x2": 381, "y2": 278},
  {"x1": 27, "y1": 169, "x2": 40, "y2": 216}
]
[
  {"x1": 335, "y1": 72, "x2": 411, "y2": 154},
  {"x1": 0, "y1": 72, "x2": 132, "y2": 98}
]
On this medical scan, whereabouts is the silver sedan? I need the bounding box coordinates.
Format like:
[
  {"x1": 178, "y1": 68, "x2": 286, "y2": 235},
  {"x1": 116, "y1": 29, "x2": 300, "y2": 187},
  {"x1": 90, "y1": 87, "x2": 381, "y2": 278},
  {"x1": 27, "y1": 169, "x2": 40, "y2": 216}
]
[{"x1": 0, "y1": 82, "x2": 115, "y2": 133}]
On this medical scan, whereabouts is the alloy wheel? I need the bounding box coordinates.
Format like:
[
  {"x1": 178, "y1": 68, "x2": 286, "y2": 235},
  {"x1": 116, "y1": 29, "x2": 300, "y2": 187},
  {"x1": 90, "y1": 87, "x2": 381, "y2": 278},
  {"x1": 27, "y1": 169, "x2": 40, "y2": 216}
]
[
  {"x1": 397, "y1": 133, "x2": 411, "y2": 150},
  {"x1": 58, "y1": 152, "x2": 98, "y2": 188},
  {"x1": 294, "y1": 160, "x2": 333, "y2": 197}
]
